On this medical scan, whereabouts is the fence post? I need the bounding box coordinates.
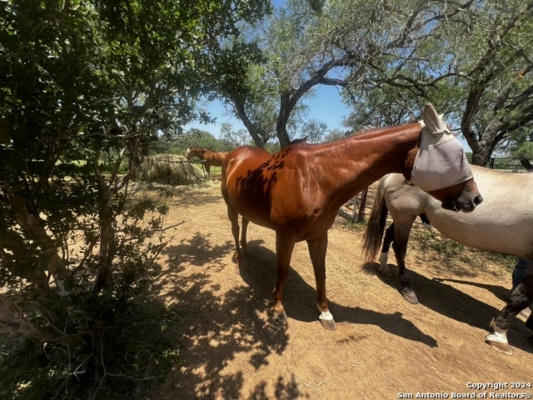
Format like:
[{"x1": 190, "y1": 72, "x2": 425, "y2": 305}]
[
  {"x1": 351, "y1": 196, "x2": 357, "y2": 220},
  {"x1": 357, "y1": 187, "x2": 368, "y2": 223}
]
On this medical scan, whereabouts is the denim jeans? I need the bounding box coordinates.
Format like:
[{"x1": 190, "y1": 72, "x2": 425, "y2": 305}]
[{"x1": 512, "y1": 258, "x2": 531, "y2": 290}]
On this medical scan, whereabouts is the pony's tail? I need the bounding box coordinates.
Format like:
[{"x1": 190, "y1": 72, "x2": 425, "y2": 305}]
[{"x1": 362, "y1": 179, "x2": 389, "y2": 261}]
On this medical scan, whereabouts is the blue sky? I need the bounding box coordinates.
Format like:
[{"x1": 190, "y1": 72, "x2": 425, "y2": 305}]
[{"x1": 185, "y1": 85, "x2": 349, "y2": 139}]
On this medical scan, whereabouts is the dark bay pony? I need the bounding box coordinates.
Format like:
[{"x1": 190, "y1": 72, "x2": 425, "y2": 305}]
[
  {"x1": 363, "y1": 167, "x2": 533, "y2": 354},
  {"x1": 221, "y1": 105, "x2": 482, "y2": 330},
  {"x1": 185, "y1": 147, "x2": 228, "y2": 176}
]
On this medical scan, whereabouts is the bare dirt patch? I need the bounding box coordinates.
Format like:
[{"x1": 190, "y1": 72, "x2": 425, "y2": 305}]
[{"x1": 151, "y1": 181, "x2": 532, "y2": 400}]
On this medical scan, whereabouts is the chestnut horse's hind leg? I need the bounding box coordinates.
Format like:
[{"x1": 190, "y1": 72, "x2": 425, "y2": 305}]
[
  {"x1": 240, "y1": 217, "x2": 249, "y2": 250},
  {"x1": 226, "y1": 203, "x2": 241, "y2": 263},
  {"x1": 390, "y1": 215, "x2": 418, "y2": 304},
  {"x1": 307, "y1": 234, "x2": 336, "y2": 330},
  {"x1": 272, "y1": 233, "x2": 295, "y2": 321}
]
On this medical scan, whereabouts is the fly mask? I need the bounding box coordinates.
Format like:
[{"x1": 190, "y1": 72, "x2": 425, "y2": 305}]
[{"x1": 410, "y1": 105, "x2": 472, "y2": 192}]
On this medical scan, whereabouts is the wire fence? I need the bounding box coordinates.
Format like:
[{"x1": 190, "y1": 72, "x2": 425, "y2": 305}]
[{"x1": 488, "y1": 157, "x2": 527, "y2": 173}]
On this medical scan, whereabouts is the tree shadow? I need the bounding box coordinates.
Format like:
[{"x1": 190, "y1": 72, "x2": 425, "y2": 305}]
[
  {"x1": 247, "y1": 374, "x2": 308, "y2": 400},
  {"x1": 169, "y1": 190, "x2": 222, "y2": 207},
  {"x1": 154, "y1": 235, "x2": 308, "y2": 399},
  {"x1": 238, "y1": 241, "x2": 438, "y2": 348},
  {"x1": 132, "y1": 181, "x2": 223, "y2": 207},
  {"x1": 362, "y1": 262, "x2": 533, "y2": 354},
  {"x1": 164, "y1": 231, "x2": 234, "y2": 271}
]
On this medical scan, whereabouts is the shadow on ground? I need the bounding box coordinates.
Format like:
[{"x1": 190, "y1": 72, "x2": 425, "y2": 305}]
[
  {"x1": 155, "y1": 236, "x2": 308, "y2": 399},
  {"x1": 432, "y1": 277, "x2": 510, "y2": 303},
  {"x1": 155, "y1": 233, "x2": 532, "y2": 398},
  {"x1": 362, "y1": 262, "x2": 533, "y2": 354},
  {"x1": 165, "y1": 232, "x2": 234, "y2": 270},
  {"x1": 238, "y1": 241, "x2": 438, "y2": 348}
]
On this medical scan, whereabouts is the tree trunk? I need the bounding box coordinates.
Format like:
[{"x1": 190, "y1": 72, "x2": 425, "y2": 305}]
[
  {"x1": 357, "y1": 187, "x2": 368, "y2": 223},
  {"x1": 276, "y1": 95, "x2": 292, "y2": 148},
  {"x1": 7, "y1": 193, "x2": 68, "y2": 295},
  {"x1": 93, "y1": 190, "x2": 115, "y2": 294},
  {"x1": 276, "y1": 120, "x2": 291, "y2": 148},
  {"x1": 520, "y1": 158, "x2": 533, "y2": 172},
  {"x1": 0, "y1": 293, "x2": 48, "y2": 342},
  {"x1": 92, "y1": 164, "x2": 118, "y2": 294},
  {"x1": 233, "y1": 98, "x2": 266, "y2": 149},
  {"x1": 471, "y1": 151, "x2": 491, "y2": 167}
]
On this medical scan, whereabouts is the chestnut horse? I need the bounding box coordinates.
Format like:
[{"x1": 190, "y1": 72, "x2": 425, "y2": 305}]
[
  {"x1": 185, "y1": 147, "x2": 228, "y2": 177},
  {"x1": 363, "y1": 167, "x2": 533, "y2": 353},
  {"x1": 221, "y1": 105, "x2": 482, "y2": 330}
]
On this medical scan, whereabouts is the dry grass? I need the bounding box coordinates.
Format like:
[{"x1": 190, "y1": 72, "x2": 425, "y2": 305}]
[{"x1": 137, "y1": 154, "x2": 205, "y2": 186}]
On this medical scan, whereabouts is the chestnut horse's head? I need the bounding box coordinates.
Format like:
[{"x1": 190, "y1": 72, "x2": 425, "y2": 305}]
[
  {"x1": 409, "y1": 105, "x2": 483, "y2": 212},
  {"x1": 185, "y1": 147, "x2": 205, "y2": 160}
]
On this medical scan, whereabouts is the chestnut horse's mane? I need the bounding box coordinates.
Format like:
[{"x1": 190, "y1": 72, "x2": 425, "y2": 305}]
[{"x1": 325, "y1": 123, "x2": 421, "y2": 145}]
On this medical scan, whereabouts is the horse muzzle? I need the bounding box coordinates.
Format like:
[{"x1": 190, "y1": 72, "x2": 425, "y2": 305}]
[{"x1": 442, "y1": 194, "x2": 483, "y2": 213}]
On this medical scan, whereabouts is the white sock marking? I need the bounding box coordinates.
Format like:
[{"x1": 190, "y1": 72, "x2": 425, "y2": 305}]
[
  {"x1": 486, "y1": 319, "x2": 509, "y2": 344},
  {"x1": 319, "y1": 310, "x2": 334, "y2": 321}
]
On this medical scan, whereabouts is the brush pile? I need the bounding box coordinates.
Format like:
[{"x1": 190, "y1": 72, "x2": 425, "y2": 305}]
[{"x1": 137, "y1": 154, "x2": 205, "y2": 185}]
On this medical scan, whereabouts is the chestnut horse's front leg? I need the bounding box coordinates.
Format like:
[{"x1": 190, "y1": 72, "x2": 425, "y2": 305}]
[
  {"x1": 273, "y1": 232, "x2": 295, "y2": 321},
  {"x1": 240, "y1": 216, "x2": 249, "y2": 251},
  {"x1": 225, "y1": 201, "x2": 241, "y2": 263},
  {"x1": 307, "y1": 233, "x2": 336, "y2": 330}
]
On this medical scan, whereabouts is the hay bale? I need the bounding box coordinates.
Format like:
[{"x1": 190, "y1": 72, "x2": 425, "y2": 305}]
[{"x1": 137, "y1": 154, "x2": 205, "y2": 185}]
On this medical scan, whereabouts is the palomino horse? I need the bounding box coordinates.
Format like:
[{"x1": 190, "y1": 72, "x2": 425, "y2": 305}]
[
  {"x1": 185, "y1": 147, "x2": 228, "y2": 177},
  {"x1": 221, "y1": 105, "x2": 482, "y2": 330},
  {"x1": 363, "y1": 166, "x2": 533, "y2": 353}
]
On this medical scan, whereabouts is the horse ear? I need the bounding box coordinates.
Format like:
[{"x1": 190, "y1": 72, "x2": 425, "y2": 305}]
[{"x1": 422, "y1": 104, "x2": 448, "y2": 135}]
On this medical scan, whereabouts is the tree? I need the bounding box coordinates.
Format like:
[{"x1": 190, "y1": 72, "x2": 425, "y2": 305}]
[
  {"x1": 213, "y1": 0, "x2": 481, "y2": 148},
  {"x1": 342, "y1": 87, "x2": 421, "y2": 132},
  {"x1": 155, "y1": 128, "x2": 233, "y2": 154},
  {"x1": 349, "y1": 0, "x2": 533, "y2": 166},
  {"x1": 0, "y1": 0, "x2": 268, "y2": 397},
  {"x1": 513, "y1": 134, "x2": 533, "y2": 172},
  {"x1": 221, "y1": 122, "x2": 253, "y2": 147},
  {"x1": 323, "y1": 128, "x2": 350, "y2": 143},
  {"x1": 455, "y1": 1, "x2": 533, "y2": 165}
]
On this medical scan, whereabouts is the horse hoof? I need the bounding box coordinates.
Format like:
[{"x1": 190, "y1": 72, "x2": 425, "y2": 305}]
[
  {"x1": 232, "y1": 250, "x2": 241, "y2": 264},
  {"x1": 272, "y1": 309, "x2": 288, "y2": 324},
  {"x1": 485, "y1": 338, "x2": 513, "y2": 355},
  {"x1": 400, "y1": 287, "x2": 419, "y2": 304},
  {"x1": 319, "y1": 318, "x2": 337, "y2": 330},
  {"x1": 318, "y1": 310, "x2": 337, "y2": 330}
]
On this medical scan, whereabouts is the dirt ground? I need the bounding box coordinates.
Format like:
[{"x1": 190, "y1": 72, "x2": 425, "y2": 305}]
[{"x1": 149, "y1": 181, "x2": 532, "y2": 400}]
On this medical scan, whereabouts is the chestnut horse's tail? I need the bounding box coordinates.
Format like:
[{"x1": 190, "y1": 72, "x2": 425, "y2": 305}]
[{"x1": 362, "y1": 179, "x2": 389, "y2": 262}]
